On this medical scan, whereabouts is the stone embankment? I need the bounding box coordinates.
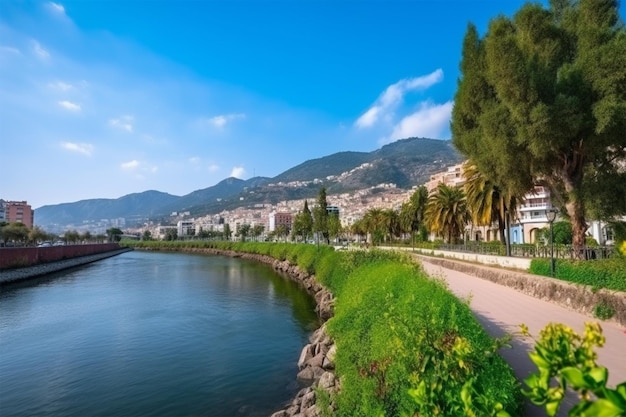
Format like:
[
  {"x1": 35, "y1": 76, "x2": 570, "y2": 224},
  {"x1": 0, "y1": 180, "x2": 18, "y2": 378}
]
[
  {"x1": 0, "y1": 248, "x2": 132, "y2": 284},
  {"x1": 179, "y1": 248, "x2": 338, "y2": 417}
]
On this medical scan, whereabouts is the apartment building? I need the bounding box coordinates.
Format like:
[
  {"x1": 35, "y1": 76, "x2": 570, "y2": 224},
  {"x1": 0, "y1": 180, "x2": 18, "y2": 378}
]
[
  {"x1": 268, "y1": 212, "x2": 292, "y2": 233},
  {"x1": 177, "y1": 220, "x2": 195, "y2": 237},
  {"x1": 0, "y1": 200, "x2": 34, "y2": 228},
  {"x1": 425, "y1": 163, "x2": 465, "y2": 193}
]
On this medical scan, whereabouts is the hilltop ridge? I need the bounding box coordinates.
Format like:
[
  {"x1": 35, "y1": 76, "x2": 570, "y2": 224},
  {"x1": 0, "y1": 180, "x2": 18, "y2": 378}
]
[{"x1": 34, "y1": 137, "x2": 462, "y2": 230}]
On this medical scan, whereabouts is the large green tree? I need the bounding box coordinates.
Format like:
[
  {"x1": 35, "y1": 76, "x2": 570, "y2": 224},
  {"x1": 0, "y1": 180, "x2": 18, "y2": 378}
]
[
  {"x1": 251, "y1": 224, "x2": 265, "y2": 241},
  {"x1": 236, "y1": 223, "x2": 251, "y2": 242},
  {"x1": 452, "y1": 0, "x2": 626, "y2": 256},
  {"x1": 292, "y1": 200, "x2": 314, "y2": 242},
  {"x1": 106, "y1": 227, "x2": 124, "y2": 242},
  {"x1": 1, "y1": 222, "x2": 29, "y2": 245}
]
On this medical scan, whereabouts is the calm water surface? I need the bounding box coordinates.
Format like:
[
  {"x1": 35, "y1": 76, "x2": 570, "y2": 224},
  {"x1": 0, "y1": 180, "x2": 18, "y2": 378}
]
[{"x1": 0, "y1": 250, "x2": 319, "y2": 417}]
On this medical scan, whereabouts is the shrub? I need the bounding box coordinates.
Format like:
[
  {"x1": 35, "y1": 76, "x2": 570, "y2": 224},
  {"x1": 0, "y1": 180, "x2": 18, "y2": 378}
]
[
  {"x1": 593, "y1": 302, "x2": 616, "y2": 320},
  {"x1": 529, "y1": 258, "x2": 626, "y2": 292}
]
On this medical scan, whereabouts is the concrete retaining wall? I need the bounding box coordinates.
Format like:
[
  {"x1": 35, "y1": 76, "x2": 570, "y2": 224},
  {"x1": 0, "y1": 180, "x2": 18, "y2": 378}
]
[
  {"x1": 0, "y1": 248, "x2": 133, "y2": 284},
  {"x1": 409, "y1": 248, "x2": 532, "y2": 270}
]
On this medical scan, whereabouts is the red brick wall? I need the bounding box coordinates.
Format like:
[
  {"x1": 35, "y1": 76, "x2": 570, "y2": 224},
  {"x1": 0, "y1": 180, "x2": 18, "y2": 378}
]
[{"x1": 0, "y1": 243, "x2": 121, "y2": 270}]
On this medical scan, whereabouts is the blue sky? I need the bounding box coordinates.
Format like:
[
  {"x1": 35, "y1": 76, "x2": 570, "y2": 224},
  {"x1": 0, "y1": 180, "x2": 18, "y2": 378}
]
[{"x1": 3, "y1": 1, "x2": 621, "y2": 209}]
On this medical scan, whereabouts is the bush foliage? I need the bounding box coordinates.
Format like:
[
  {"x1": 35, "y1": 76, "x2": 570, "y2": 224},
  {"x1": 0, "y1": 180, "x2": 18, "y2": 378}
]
[{"x1": 529, "y1": 258, "x2": 626, "y2": 292}]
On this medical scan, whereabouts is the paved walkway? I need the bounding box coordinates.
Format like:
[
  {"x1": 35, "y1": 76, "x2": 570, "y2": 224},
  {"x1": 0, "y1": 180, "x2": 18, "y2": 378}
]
[{"x1": 418, "y1": 257, "x2": 626, "y2": 417}]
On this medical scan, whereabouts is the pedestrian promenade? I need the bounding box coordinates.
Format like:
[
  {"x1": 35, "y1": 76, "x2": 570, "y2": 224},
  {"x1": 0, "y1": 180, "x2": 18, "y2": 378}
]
[{"x1": 418, "y1": 256, "x2": 625, "y2": 417}]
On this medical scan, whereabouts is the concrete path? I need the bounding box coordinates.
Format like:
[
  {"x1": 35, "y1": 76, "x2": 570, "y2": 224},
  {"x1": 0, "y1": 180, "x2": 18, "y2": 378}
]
[{"x1": 418, "y1": 258, "x2": 626, "y2": 416}]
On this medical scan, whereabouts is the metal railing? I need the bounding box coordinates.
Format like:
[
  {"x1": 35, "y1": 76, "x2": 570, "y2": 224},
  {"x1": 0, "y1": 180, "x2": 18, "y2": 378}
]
[{"x1": 434, "y1": 243, "x2": 617, "y2": 260}]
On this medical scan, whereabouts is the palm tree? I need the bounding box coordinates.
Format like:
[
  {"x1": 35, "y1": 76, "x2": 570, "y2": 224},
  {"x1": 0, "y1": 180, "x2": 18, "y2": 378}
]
[
  {"x1": 350, "y1": 218, "x2": 367, "y2": 244},
  {"x1": 362, "y1": 208, "x2": 386, "y2": 245},
  {"x1": 425, "y1": 183, "x2": 469, "y2": 244},
  {"x1": 463, "y1": 162, "x2": 521, "y2": 243},
  {"x1": 400, "y1": 186, "x2": 428, "y2": 244},
  {"x1": 381, "y1": 209, "x2": 401, "y2": 244}
]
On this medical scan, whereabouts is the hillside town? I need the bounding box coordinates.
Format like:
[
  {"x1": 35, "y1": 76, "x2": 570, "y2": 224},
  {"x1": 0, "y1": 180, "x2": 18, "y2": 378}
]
[{"x1": 1, "y1": 160, "x2": 619, "y2": 247}]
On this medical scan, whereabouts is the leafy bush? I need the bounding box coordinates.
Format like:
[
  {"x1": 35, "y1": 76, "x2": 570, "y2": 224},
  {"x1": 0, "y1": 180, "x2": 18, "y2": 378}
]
[
  {"x1": 522, "y1": 322, "x2": 626, "y2": 417},
  {"x1": 529, "y1": 258, "x2": 626, "y2": 291},
  {"x1": 594, "y1": 302, "x2": 616, "y2": 320}
]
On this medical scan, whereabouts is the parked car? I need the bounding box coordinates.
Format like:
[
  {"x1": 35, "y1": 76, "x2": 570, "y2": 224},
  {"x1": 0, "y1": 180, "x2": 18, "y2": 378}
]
[{"x1": 38, "y1": 241, "x2": 52, "y2": 247}]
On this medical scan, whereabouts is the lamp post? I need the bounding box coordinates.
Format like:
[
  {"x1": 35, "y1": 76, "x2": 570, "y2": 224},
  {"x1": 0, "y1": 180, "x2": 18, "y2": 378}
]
[
  {"x1": 546, "y1": 208, "x2": 558, "y2": 277},
  {"x1": 505, "y1": 209, "x2": 511, "y2": 257}
]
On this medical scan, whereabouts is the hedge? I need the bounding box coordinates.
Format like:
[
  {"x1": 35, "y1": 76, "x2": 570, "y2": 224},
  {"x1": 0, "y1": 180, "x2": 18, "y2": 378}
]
[{"x1": 529, "y1": 258, "x2": 626, "y2": 292}]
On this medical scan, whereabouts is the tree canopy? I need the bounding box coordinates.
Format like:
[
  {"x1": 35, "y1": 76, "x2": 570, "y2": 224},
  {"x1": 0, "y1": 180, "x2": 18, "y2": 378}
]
[
  {"x1": 452, "y1": 0, "x2": 626, "y2": 254},
  {"x1": 292, "y1": 200, "x2": 314, "y2": 242},
  {"x1": 313, "y1": 187, "x2": 330, "y2": 244}
]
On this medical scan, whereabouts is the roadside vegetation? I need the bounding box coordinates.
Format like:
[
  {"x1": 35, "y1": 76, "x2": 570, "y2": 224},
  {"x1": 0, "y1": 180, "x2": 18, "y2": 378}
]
[{"x1": 529, "y1": 258, "x2": 626, "y2": 293}]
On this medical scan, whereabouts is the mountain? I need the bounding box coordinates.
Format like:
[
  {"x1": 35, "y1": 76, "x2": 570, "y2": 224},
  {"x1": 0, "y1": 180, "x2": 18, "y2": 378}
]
[
  {"x1": 34, "y1": 190, "x2": 180, "y2": 228},
  {"x1": 34, "y1": 137, "x2": 463, "y2": 229}
]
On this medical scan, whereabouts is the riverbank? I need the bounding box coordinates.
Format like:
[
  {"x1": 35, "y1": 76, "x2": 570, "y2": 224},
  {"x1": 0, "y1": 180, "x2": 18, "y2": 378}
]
[
  {"x1": 129, "y1": 242, "x2": 523, "y2": 417},
  {"x1": 0, "y1": 247, "x2": 133, "y2": 284}
]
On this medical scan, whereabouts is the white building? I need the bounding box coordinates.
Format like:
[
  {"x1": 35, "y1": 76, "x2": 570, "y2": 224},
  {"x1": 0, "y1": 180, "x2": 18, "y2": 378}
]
[
  {"x1": 177, "y1": 220, "x2": 195, "y2": 237},
  {"x1": 510, "y1": 186, "x2": 557, "y2": 244}
]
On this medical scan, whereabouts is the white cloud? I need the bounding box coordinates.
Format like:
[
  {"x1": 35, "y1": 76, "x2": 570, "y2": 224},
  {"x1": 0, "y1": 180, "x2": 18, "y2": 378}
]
[
  {"x1": 208, "y1": 164, "x2": 220, "y2": 172},
  {"x1": 355, "y1": 107, "x2": 381, "y2": 129},
  {"x1": 58, "y1": 100, "x2": 81, "y2": 111},
  {"x1": 49, "y1": 81, "x2": 73, "y2": 91},
  {"x1": 61, "y1": 141, "x2": 93, "y2": 156},
  {"x1": 47, "y1": 2, "x2": 66, "y2": 14},
  {"x1": 120, "y1": 160, "x2": 158, "y2": 178},
  {"x1": 382, "y1": 100, "x2": 453, "y2": 144},
  {"x1": 356, "y1": 69, "x2": 443, "y2": 129},
  {"x1": 230, "y1": 166, "x2": 246, "y2": 179},
  {"x1": 109, "y1": 115, "x2": 134, "y2": 132},
  {"x1": 189, "y1": 156, "x2": 201, "y2": 164},
  {"x1": 120, "y1": 160, "x2": 140, "y2": 170},
  {"x1": 0, "y1": 46, "x2": 21, "y2": 55},
  {"x1": 205, "y1": 113, "x2": 245, "y2": 129},
  {"x1": 32, "y1": 40, "x2": 50, "y2": 59}
]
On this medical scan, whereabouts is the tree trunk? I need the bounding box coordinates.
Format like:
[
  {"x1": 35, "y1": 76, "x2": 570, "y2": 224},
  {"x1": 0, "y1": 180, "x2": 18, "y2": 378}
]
[{"x1": 563, "y1": 175, "x2": 587, "y2": 260}]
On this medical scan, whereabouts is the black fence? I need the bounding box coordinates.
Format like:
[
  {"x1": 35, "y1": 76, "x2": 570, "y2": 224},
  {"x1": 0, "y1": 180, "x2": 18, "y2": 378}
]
[{"x1": 436, "y1": 243, "x2": 617, "y2": 260}]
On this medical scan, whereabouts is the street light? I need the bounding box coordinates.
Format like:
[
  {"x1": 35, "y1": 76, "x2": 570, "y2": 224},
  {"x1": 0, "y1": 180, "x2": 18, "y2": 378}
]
[{"x1": 546, "y1": 208, "x2": 558, "y2": 277}]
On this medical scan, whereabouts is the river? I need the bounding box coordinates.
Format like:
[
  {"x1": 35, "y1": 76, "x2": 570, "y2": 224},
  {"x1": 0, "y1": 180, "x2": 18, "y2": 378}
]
[{"x1": 0, "y1": 250, "x2": 319, "y2": 417}]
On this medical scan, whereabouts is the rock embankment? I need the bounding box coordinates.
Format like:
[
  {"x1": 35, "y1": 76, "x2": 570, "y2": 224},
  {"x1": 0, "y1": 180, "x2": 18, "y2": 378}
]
[
  {"x1": 271, "y1": 325, "x2": 339, "y2": 417},
  {"x1": 180, "y1": 248, "x2": 338, "y2": 417}
]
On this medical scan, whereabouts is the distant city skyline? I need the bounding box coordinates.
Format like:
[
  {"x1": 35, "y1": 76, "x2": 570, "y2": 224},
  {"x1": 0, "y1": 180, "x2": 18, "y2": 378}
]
[{"x1": 2, "y1": 1, "x2": 623, "y2": 209}]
